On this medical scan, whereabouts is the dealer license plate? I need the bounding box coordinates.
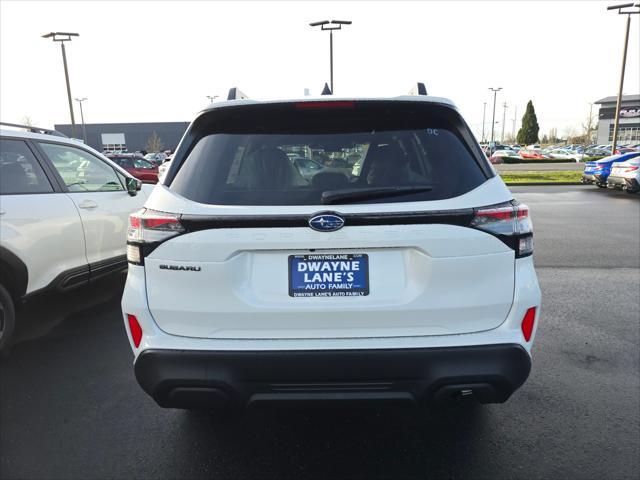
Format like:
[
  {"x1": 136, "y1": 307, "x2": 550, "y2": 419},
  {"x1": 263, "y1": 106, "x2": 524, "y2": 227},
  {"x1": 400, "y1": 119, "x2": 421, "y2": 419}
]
[{"x1": 288, "y1": 253, "x2": 369, "y2": 297}]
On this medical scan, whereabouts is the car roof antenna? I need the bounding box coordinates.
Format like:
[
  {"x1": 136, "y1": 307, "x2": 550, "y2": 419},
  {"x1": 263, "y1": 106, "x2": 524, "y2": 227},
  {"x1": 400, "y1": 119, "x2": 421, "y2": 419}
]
[
  {"x1": 321, "y1": 83, "x2": 332, "y2": 96},
  {"x1": 227, "y1": 87, "x2": 249, "y2": 100},
  {"x1": 409, "y1": 82, "x2": 428, "y2": 96}
]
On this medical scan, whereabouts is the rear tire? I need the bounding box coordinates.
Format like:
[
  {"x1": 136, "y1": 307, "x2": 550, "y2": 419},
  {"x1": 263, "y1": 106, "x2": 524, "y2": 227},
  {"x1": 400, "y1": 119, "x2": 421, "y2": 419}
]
[
  {"x1": 0, "y1": 284, "x2": 16, "y2": 352},
  {"x1": 596, "y1": 183, "x2": 607, "y2": 189}
]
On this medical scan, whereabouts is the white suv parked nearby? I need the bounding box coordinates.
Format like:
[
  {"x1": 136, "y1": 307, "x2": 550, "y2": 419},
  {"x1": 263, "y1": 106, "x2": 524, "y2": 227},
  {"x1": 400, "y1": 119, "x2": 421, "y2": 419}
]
[
  {"x1": 122, "y1": 91, "x2": 541, "y2": 410},
  {"x1": 0, "y1": 124, "x2": 151, "y2": 350}
]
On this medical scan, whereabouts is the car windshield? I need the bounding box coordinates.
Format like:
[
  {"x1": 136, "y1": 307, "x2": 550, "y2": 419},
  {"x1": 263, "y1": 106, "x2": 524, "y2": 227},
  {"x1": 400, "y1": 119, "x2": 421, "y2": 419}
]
[{"x1": 168, "y1": 102, "x2": 489, "y2": 205}]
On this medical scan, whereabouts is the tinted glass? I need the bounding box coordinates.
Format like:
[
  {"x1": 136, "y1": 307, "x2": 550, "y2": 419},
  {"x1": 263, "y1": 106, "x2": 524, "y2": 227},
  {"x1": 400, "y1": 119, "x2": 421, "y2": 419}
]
[
  {"x1": 0, "y1": 139, "x2": 53, "y2": 194},
  {"x1": 170, "y1": 102, "x2": 489, "y2": 205},
  {"x1": 40, "y1": 143, "x2": 124, "y2": 192}
]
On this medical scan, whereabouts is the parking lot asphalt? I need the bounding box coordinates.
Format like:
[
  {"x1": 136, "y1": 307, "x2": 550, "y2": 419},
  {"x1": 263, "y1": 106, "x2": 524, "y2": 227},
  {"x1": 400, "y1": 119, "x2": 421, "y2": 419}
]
[{"x1": 1, "y1": 185, "x2": 638, "y2": 480}]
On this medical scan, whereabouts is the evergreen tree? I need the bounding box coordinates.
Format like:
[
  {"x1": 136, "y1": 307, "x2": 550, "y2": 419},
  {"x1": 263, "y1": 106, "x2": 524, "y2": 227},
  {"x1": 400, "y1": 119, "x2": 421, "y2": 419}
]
[{"x1": 517, "y1": 100, "x2": 540, "y2": 145}]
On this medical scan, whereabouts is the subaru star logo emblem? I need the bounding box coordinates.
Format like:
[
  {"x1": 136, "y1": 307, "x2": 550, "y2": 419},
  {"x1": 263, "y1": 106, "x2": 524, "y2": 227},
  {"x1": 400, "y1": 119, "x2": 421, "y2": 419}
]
[{"x1": 308, "y1": 213, "x2": 345, "y2": 232}]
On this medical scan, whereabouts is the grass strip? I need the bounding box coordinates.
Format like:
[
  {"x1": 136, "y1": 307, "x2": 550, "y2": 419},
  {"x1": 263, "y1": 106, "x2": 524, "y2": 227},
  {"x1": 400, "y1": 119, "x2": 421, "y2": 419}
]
[{"x1": 500, "y1": 170, "x2": 583, "y2": 184}]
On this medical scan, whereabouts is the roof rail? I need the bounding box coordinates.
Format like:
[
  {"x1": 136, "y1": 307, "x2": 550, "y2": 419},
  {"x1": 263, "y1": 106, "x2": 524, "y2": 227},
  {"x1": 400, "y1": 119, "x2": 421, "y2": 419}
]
[
  {"x1": 321, "y1": 83, "x2": 332, "y2": 96},
  {"x1": 0, "y1": 121, "x2": 67, "y2": 137},
  {"x1": 227, "y1": 87, "x2": 249, "y2": 101},
  {"x1": 409, "y1": 82, "x2": 428, "y2": 96}
]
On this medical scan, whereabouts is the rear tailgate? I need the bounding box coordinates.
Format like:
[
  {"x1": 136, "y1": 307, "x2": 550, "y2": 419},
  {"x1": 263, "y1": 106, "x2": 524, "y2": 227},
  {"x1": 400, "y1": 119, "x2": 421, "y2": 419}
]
[{"x1": 144, "y1": 222, "x2": 515, "y2": 339}]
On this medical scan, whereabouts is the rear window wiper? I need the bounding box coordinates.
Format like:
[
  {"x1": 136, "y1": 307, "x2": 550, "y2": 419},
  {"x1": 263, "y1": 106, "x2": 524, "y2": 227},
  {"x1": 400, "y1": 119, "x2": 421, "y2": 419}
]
[{"x1": 321, "y1": 185, "x2": 433, "y2": 205}]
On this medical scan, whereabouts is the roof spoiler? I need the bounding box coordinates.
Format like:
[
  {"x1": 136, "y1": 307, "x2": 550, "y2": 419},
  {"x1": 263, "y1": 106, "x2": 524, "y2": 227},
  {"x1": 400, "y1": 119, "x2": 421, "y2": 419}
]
[
  {"x1": 0, "y1": 121, "x2": 67, "y2": 137},
  {"x1": 227, "y1": 87, "x2": 249, "y2": 101},
  {"x1": 409, "y1": 82, "x2": 428, "y2": 96}
]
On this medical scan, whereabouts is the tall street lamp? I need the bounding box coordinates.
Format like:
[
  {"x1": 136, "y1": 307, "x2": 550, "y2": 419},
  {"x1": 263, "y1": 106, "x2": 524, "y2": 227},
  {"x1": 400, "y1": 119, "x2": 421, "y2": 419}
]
[
  {"x1": 482, "y1": 102, "x2": 487, "y2": 143},
  {"x1": 488, "y1": 87, "x2": 502, "y2": 143},
  {"x1": 42, "y1": 32, "x2": 79, "y2": 138},
  {"x1": 501, "y1": 101, "x2": 508, "y2": 143},
  {"x1": 75, "y1": 97, "x2": 87, "y2": 143},
  {"x1": 606, "y1": 3, "x2": 639, "y2": 154},
  {"x1": 309, "y1": 20, "x2": 352, "y2": 94},
  {"x1": 206, "y1": 95, "x2": 219, "y2": 103}
]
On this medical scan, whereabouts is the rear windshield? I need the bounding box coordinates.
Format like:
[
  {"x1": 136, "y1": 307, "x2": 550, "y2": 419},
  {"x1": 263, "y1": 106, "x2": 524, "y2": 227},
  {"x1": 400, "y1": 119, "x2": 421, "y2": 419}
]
[{"x1": 169, "y1": 101, "x2": 490, "y2": 205}]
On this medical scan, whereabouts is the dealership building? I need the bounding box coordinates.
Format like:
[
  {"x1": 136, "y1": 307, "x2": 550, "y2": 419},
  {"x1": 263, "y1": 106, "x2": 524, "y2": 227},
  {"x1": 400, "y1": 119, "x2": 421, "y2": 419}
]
[
  {"x1": 54, "y1": 121, "x2": 190, "y2": 153},
  {"x1": 594, "y1": 94, "x2": 640, "y2": 145}
]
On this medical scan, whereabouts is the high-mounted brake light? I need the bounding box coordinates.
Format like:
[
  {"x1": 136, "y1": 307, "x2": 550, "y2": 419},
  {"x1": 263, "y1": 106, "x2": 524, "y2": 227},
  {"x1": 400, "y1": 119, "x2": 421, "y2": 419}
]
[
  {"x1": 127, "y1": 209, "x2": 185, "y2": 264},
  {"x1": 471, "y1": 203, "x2": 533, "y2": 257},
  {"x1": 295, "y1": 101, "x2": 356, "y2": 110}
]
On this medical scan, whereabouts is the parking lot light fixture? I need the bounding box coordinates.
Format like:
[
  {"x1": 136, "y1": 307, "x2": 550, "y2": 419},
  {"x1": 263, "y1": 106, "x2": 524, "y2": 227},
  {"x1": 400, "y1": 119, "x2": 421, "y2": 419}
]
[
  {"x1": 488, "y1": 87, "x2": 502, "y2": 144},
  {"x1": 42, "y1": 32, "x2": 79, "y2": 138},
  {"x1": 74, "y1": 97, "x2": 87, "y2": 143},
  {"x1": 482, "y1": 102, "x2": 487, "y2": 143},
  {"x1": 309, "y1": 20, "x2": 352, "y2": 94},
  {"x1": 206, "y1": 95, "x2": 219, "y2": 103},
  {"x1": 606, "y1": 3, "x2": 640, "y2": 155}
]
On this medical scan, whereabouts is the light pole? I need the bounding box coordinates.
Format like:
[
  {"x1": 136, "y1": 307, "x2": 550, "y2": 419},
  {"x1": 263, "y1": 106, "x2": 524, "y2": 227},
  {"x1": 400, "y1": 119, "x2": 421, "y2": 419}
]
[
  {"x1": 501, "y1": 101, "x2": 508, "y2": 143},
  {"x1": 206, "y1": 95, "x2": 219, "y2": 103},
  {"x1": 512, "y1": 106, "x2": 518, "y2": 141},
  {"x1": 488, "y1": 87, "x2": 502, "y2": 143},
  {"x1": 482, "y1": 102, "x2": 487, "y2": 143},
  {"x1": 75, "y1": 97, "x2": 87, "y2": 143},
  {"x1": 42, "y1": 32, "x2": 79, "y2": 138},
  {"x1": 606, "y1": 3, "x2": 640, "y2": 154},
  {"x1": 309, "y1": 20, "x2": 352, "y2": 94}
]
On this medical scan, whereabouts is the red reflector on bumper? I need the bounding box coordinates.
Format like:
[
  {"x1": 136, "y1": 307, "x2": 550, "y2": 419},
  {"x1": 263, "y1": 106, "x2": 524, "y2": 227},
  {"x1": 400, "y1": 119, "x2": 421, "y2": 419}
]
[
  {"x1": 521, "y1": 307, "x2": 536, "y2": 342},
  {"x1": 127, "y1": 314, "x2": 143, "y2": 348}
]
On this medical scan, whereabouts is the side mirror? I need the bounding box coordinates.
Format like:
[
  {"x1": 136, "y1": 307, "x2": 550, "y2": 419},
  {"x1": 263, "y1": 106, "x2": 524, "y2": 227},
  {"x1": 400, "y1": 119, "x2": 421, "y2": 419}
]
[{"x1": 126, "y1": 177, "x2": 141, "y2": 196}]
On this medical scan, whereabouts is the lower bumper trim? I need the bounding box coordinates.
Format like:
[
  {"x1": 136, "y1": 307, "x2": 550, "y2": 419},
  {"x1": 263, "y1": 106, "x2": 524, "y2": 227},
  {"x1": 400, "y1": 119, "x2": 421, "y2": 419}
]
[{"x1": 134, "y1": 344, "x2": 532, "y2": 409}]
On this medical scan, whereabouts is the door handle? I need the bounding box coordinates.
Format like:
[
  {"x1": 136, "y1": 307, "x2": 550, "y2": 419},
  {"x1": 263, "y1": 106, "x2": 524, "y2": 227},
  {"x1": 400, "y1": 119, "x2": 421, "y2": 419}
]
[{"x1": 78, "y1": 200, "x2": 98, "y2": 209}]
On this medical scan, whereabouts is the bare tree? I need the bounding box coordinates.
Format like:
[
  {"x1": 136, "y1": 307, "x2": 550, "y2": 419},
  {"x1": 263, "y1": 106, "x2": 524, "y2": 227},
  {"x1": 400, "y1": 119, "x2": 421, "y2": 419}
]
[
  {"x1": 548, "y1": 127, "x2": 558, "y2": 144},
  {"x1": 21, "y1": 116, "x2": 34, "y2": 127},
  {"x1": 145, "y1": 131, "x2": 164, "y2": 153},
  {"x1": 581, "y1": 108, "x2": 597, "y2": 145}
]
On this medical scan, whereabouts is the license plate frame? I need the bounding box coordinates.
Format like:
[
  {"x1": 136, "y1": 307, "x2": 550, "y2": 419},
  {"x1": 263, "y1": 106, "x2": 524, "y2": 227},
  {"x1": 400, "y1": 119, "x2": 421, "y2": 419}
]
[{"x1": 288, "y1": 253, "x2": 369, "y2": 298}]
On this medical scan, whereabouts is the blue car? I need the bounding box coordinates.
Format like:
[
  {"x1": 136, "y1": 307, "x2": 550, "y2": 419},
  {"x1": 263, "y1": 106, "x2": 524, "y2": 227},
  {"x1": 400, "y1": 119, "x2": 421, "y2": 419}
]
[{"x1": 582, "y1": 152, "x2": 640, "y2": 188}]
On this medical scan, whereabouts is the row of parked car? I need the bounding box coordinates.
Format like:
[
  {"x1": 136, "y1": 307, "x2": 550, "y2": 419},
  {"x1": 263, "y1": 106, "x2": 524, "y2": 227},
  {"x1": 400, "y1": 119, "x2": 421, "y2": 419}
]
[
  {"x1": 484, "y1": 143, "x2": 640, "y2": 164},
  {"x1": 582, "y1": 151, "x2": 640, "y2": 194}
]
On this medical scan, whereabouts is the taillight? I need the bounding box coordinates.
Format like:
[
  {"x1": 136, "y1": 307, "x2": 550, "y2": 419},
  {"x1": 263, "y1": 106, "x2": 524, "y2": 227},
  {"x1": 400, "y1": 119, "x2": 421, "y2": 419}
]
[
  {"x1": 521, "y1": 307, "x2": 536, "y2": 342},
  {"x1": 127, "y1": 314, "x2": 143, "y2": 347},
  {"x1": 127, "y1": 208, "x2": 185, "y2": 265},
  {"x1": 471, "y1": 202, "x2": 533, "y2": 257},
  {"x1": 624, "y1": 166, "x2": 638, "y2": 172}
]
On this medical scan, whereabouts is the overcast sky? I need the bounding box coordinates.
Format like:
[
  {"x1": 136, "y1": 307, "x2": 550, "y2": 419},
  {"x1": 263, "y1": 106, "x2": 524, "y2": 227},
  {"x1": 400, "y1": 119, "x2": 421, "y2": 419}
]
[{"x1": 1, "y1": 0, "x2": 638, "y2": 140}]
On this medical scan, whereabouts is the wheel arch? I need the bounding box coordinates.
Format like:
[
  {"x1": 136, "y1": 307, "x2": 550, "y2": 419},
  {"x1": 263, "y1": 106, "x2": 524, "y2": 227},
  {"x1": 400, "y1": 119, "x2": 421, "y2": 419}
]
[{"x1": 0, "y1": 246, "x2": 28, "y2": 302}]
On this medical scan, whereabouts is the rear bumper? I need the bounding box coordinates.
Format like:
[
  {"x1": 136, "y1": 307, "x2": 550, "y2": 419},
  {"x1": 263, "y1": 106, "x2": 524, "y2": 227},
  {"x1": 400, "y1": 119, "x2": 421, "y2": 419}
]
[
  {"x1": 608, "y1": 176, "x2": 640, "y2": 191},
  {"x1": 134, "y1": 344, "x2": 531, "y2": 409}
]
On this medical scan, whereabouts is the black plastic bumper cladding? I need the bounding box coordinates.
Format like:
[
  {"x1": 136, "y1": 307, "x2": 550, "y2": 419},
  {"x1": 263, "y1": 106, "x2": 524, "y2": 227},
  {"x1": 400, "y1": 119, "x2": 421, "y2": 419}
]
[{"x1": 134, "y1": 344, "x2": 531, "y2": 409}]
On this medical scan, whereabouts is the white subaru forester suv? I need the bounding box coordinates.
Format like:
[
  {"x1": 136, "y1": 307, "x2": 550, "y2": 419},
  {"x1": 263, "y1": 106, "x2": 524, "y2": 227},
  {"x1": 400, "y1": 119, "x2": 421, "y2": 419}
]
[{"x1": 122, "y1": 91, "x2": 541, "y2": 410}]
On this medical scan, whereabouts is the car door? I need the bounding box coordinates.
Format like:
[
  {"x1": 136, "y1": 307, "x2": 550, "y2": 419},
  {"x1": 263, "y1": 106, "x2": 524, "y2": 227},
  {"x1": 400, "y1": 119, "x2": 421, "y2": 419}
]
[
  {"x1": 0, "y1": 137, "x2": 87, "y2": 294},
  {"x1": 37, "y1": 141, "x2": 147, "y2": 269}
]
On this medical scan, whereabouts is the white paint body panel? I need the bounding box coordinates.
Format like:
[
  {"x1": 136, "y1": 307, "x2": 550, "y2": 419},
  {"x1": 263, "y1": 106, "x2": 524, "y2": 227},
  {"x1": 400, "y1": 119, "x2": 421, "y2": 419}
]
[
  {"x1": 122, "y1": 255, "x2": 540, "y2": 358},
  {"x1": 0, "y1": 193, "x2": 86, "y2": 292},
  {"x1": 66, "y1": 189, "x2": 151, "y2": 265}
]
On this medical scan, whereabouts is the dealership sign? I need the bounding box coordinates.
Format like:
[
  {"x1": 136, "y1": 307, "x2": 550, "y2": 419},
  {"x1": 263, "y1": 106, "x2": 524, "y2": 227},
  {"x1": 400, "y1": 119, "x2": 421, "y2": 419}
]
[{"x1": 599, "y1": 106, "x2": 640, "y2": 120}]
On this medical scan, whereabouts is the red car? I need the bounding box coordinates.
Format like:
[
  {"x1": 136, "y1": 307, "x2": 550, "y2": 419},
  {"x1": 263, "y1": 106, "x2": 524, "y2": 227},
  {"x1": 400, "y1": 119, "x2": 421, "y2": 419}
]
[
  {"x1": 519, "y1": 149, "x2": 547, "y2": 159},
  {"x1": 109, "y1": 155, "x2": 159, "y2": 183}
]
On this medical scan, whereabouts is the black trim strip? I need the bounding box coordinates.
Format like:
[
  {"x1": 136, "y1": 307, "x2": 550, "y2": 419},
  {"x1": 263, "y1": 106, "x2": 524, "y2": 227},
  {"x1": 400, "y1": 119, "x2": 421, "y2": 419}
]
[
  {"x1": 23, "y1": 255, "x2": 127, "y2": 300},
  {"x1": 179, "y1": 208, "x2": 476, "y2": 232}
]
